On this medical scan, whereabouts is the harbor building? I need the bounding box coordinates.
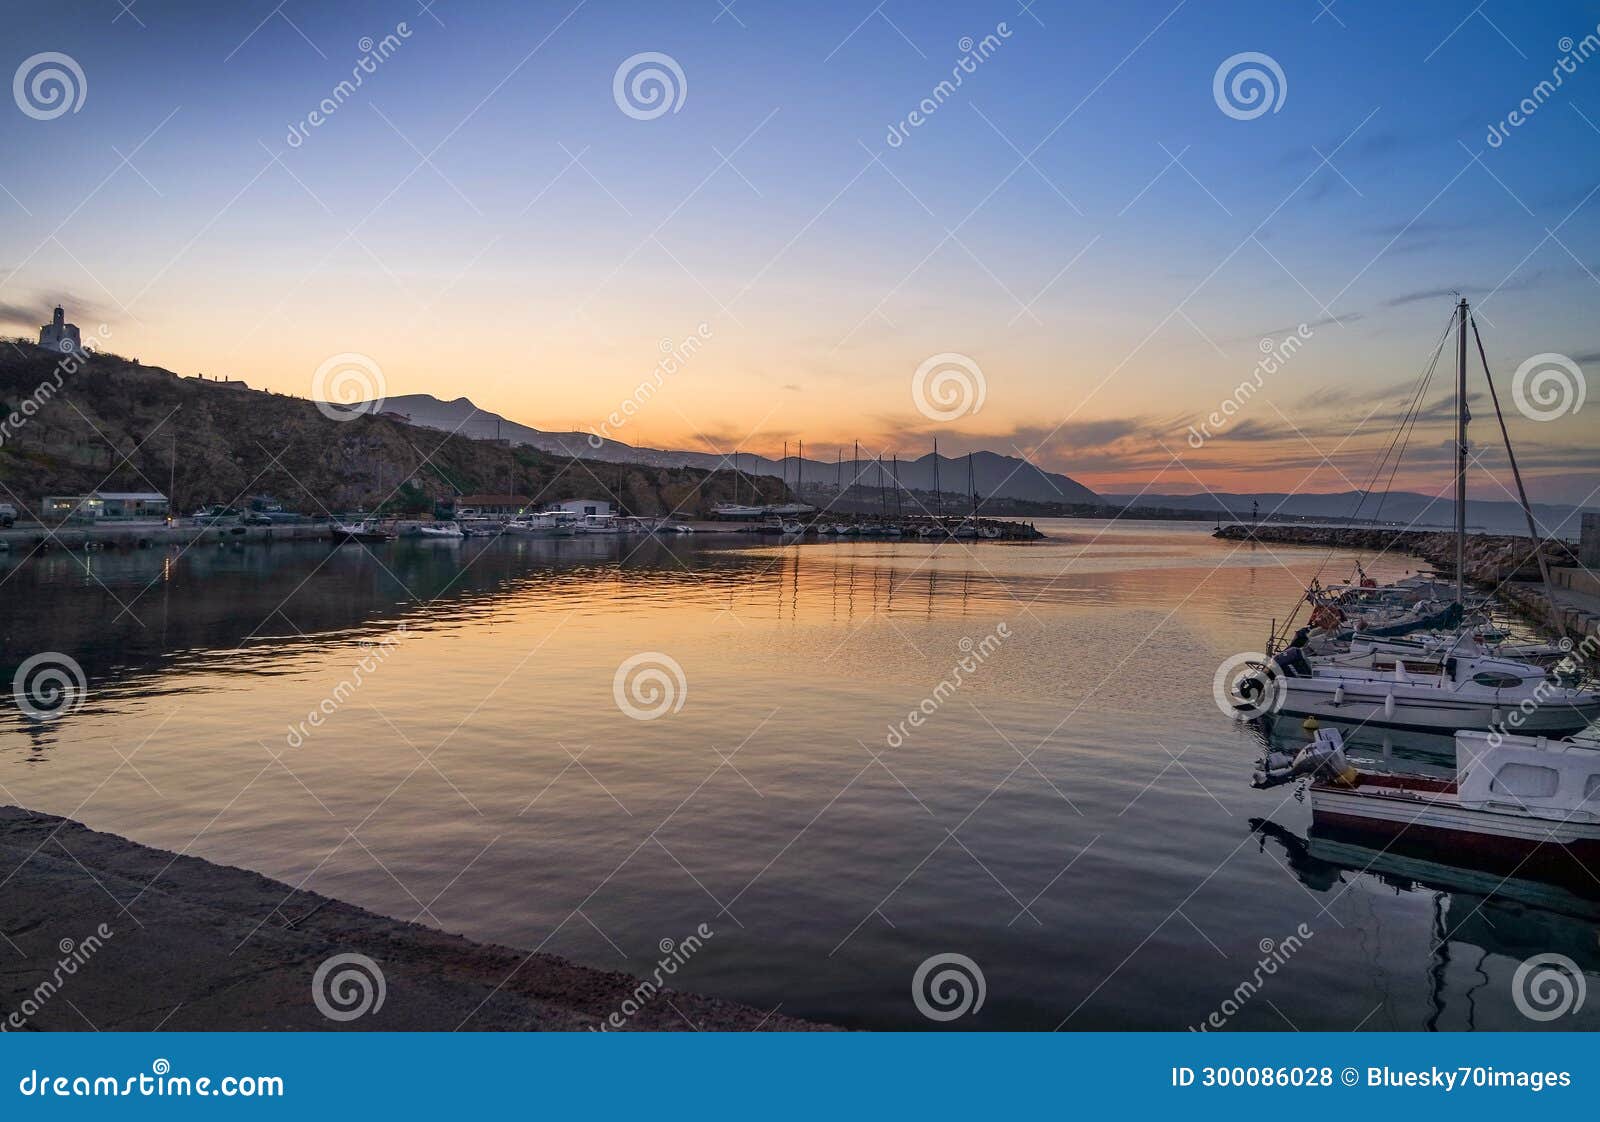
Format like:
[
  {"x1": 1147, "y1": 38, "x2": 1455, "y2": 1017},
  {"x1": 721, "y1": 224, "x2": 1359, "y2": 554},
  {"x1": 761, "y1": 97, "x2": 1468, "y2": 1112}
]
[
  {"x1": 456, "y1": 494, "x2": 533, "y2": 518},
  {"x1": 42, "y1": 491, "x2": 169, "y2": 522},
  {"x1": 554, "y1": 499, "x2": 611, "y2": 518},
  {"x1": 38, "y1": 305, "x2": 83, "y2": 355}
]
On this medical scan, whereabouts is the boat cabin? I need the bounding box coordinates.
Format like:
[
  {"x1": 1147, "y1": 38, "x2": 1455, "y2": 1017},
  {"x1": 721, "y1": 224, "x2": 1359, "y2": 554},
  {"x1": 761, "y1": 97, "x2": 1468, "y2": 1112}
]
[{"x1": 1455, "y1": 731, "x2": 1600, "y2": 823}]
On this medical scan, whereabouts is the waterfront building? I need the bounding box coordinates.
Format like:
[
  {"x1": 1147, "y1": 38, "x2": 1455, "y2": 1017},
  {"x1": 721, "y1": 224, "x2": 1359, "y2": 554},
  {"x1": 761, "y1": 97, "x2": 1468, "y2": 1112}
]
[
  {"x1": 456, "y1": 494, "x2": 532, "y2": 518},
  {"x1": 41, "y1": 491, "x2": 169, "y2": 522},
  {"x1": 553, "y1": 498, "x2": 611, "y2": 518}
]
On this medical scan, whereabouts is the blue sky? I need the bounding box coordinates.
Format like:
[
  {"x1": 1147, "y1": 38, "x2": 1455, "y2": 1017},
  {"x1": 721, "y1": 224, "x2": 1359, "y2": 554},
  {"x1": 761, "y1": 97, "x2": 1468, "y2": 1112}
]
[{"x1": 2, "y1": 0, "x2": 1598, "y2": 501}]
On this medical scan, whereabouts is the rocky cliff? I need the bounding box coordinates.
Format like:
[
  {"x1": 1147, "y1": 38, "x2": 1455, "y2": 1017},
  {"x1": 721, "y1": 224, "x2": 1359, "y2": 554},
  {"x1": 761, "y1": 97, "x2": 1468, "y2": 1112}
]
[{"x1": 0, "y1": 345, "x2": 784, "y2": 517}]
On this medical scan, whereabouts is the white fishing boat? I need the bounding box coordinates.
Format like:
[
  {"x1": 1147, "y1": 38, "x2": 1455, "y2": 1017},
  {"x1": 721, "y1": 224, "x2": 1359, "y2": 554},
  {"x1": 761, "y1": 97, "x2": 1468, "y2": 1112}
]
[
  {"x1": 332, "y1": 518, "x2": 393, "y2": 544},
  {"x1": 575, "y1": 513, "x2": 623, "y2": 534},
  {"x1": 414, "y1": 520, "x2": 464, "y2": 539},
  {"x1": 1244, "y1": 647, "x2": 1600, "y2": 734},
  {"x1": 780, "y1": 520, "x2": 804, "y2": 535},
  {"x1": 1256, "y1": 727, "x2": 1600, "y2": 882},
  {"x1": 711, "y1": 502, "x2": 767, "y2": 519}
]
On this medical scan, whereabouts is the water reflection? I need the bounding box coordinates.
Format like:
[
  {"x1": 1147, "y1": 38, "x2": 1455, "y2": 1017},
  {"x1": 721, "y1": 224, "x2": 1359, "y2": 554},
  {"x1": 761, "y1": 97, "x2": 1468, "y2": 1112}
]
[
  {"x1": 2, "y1": 521, "x2": 1591, "y2": 1029},
  {"x1": 1251, "y1": 817, "x2": 1600, "y2": 1029}
]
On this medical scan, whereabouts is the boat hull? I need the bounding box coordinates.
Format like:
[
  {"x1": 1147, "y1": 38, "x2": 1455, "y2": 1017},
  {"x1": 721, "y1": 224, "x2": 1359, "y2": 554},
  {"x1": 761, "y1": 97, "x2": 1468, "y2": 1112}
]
[
  {"x1": 1273, "y1": 679, "x2": 1600, "y2": 735},
  {"x1": 1311, "y1": 786, "x2": 1600, "y2": 884}
]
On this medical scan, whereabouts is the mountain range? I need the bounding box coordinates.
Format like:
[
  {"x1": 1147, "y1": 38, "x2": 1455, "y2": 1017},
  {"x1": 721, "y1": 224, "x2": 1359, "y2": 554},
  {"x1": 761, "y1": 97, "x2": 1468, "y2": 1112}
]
[{"x1": 377, "y1": 394, "x2": 1101, "y2": 504}]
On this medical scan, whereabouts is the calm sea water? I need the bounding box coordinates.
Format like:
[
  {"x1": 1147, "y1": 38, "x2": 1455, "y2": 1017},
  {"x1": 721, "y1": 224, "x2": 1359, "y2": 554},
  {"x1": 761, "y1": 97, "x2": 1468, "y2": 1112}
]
[{"x1": 2, "y1": 519, "x2": 1595, "y2": 1030}]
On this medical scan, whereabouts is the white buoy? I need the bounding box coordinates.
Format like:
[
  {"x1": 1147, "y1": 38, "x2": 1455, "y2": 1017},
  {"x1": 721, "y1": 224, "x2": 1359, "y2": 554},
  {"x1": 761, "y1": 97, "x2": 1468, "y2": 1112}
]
[
  {"x1": 1333, "y1": 684, "x2": 1344, "y2": 706},
  {"x1": 1384, "y1": 690, "x2": 1395, "y2": 719}
]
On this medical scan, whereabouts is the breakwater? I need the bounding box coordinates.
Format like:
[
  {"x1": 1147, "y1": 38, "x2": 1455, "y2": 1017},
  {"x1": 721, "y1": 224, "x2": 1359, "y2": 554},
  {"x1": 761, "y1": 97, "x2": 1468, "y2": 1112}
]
[{"x1": 1214, "y1": 522, "x2": 1598, "y2": 647}]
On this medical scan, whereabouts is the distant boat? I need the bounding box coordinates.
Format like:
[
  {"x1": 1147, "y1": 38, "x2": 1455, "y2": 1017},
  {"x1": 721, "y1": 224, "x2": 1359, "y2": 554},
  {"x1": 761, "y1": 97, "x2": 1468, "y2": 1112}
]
[
  {"x1": 415, "y1": 521, "x2": 463, "y2": 539},
  {"x1": 711, "y1": 503, "x2": 766, "y2": 519},
  {"x1": 332, "y1": 519, "x2": 393, "y2": 544}
]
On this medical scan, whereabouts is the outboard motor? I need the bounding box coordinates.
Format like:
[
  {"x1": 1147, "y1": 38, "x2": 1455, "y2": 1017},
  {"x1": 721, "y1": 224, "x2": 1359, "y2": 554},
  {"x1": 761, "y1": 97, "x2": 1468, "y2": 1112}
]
[{"x1": 1252, "y1": 728, "x2": 1356, "y2": 789}]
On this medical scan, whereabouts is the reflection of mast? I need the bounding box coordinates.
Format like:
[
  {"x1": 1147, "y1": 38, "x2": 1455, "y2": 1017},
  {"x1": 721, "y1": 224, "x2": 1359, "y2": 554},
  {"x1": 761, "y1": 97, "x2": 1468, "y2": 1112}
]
[{"x1": 1425, "y1": 891, "x2": 1450, "y2": 1031}]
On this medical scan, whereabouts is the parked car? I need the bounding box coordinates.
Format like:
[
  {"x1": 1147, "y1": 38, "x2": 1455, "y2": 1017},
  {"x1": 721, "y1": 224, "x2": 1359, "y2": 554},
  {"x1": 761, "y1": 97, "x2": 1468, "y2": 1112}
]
[{"x1": 0, "y1": 503, "x2": 15, "y2": 527}]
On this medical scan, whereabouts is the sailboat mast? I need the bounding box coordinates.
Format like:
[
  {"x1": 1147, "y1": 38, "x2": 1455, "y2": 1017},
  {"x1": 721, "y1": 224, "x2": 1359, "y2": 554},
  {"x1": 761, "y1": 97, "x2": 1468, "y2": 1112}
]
[
  {"x1": 969, "y1": 451, "x2": 976, "y2": 518},
  {"x1": 1455, "y1": 297, "x2": 1468, "y2": 606},
  {"x1": 933, "y1": 437, "x2": 941, "y2": 517},
  {"x1": 798, "y1": 439, "x2": 804, "y2": 498},
  {"x1": 894, "y1": 454, "x2": 903, "y2": 518}
]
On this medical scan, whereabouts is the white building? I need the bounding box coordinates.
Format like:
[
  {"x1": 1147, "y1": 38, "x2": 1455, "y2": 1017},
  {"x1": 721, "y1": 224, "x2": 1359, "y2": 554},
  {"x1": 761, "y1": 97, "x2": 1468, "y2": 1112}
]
[
  {"x1": 42, "y1": 491, "x2": 168, "y2": 522},
  {"x1": 554, "y1": 499, "x2": 611, "y2": 518},
  {"x1": 38, "y1": 306, "x2": 83, "y2": 356}
]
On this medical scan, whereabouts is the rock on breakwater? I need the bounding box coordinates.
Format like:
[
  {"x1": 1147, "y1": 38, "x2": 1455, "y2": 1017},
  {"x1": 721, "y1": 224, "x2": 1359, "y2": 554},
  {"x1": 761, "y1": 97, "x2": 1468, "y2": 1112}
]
[{"x1": 1213, "y1": 522, "x2": 1576, "y2": 584}]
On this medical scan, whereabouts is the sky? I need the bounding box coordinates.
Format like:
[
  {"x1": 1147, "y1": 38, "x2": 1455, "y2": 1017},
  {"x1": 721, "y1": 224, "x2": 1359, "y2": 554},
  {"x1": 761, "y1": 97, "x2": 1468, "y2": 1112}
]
[{"x1": 2, "y1": 0, "x2": 1599, "y2": 504}]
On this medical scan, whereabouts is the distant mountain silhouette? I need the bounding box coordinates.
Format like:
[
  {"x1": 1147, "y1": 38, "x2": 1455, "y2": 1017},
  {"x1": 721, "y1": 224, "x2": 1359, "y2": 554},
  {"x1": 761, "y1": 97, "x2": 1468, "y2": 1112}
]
[{"x1": 378, "y1": 394, "x2": 1100, "y2": 504}]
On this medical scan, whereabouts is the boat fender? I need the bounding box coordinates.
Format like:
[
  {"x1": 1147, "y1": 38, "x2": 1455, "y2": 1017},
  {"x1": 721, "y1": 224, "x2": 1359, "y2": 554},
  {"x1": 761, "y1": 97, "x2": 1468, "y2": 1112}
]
[
  {"x1": 1383, "y1": 690, "x2": 1395, "y2": 719},
  {"x1": 1301, "y1": 716, "x2": 1319, "y2": 732},
  {"x1": 1332, "y1": 684, "x2": 1344, "y2": 707}
]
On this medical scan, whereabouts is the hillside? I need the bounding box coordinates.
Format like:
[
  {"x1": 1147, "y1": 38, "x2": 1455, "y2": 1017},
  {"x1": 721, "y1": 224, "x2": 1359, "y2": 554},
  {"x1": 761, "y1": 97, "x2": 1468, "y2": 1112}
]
[
  {"x1": 379, "y1": 393, "x2": 1100, "y2": 504},
  {"x1": 0, "y1": 346, "x2": 786, "y2": 518}
]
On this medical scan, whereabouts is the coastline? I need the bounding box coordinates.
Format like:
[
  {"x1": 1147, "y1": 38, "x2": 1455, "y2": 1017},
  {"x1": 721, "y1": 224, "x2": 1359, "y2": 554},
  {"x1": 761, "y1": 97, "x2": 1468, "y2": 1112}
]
[{"x1": 0, "y1": 807, "x2": 829, "y2": 1032}]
